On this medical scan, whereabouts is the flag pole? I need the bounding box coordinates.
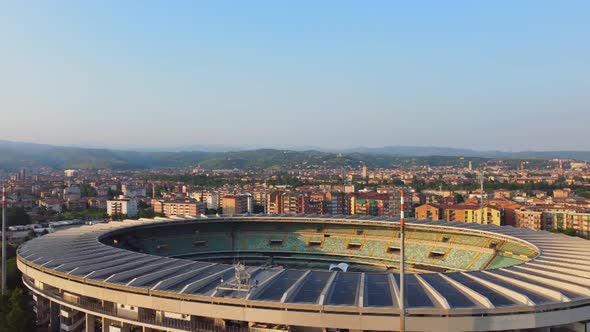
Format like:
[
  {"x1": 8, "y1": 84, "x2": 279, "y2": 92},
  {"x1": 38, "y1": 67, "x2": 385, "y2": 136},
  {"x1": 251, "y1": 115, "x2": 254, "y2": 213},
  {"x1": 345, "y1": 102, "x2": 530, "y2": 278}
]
[
  {"x1": 399, "y1": 189, "x2": 406, "y2": 332},
  {"x1": 2, "y1": 185, "x2": 7, "y2": 295}
]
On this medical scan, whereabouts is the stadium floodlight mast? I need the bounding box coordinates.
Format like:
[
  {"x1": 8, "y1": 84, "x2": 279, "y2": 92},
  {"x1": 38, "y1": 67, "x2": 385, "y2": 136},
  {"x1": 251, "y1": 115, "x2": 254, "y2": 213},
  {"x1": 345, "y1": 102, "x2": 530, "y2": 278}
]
[
  {"x1": 2, "y1": 184, "x2": 6, "y2": 295},
  {"x1": 399, "y1": 189, "x2": 406, "y2": 332}
]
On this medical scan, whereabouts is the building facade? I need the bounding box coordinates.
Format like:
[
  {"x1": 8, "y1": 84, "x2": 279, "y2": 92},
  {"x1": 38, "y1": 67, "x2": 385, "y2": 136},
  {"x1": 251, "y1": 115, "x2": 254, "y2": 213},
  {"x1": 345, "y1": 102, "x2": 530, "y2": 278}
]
[
  {"x1": 106, "y1": 197, "x2": 138, "y2": 217},
  {"x1": 153, "y1": 200, "x2": 206, "y2": 217},
  {"x1": 222, "y1": 194, "x2": 251, "y2": 215}
]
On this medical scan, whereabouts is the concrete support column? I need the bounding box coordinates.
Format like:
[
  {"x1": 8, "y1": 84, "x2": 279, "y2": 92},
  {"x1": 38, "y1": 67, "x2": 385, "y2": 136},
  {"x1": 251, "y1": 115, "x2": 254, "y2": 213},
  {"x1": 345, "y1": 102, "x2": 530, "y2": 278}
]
[
  {"x1": 155, "y1": 310, "x2": 163, "y2": 324},
  {"x1": 49, "y1": 300, "x2": 60, "y2": 332},
  {"x1": 85, "y1": 313, "x2": 96, "y2": 332},
  {"x1": 35, "y1": 296, "x2": 51, "y2": 326},
  {"x1": 102, "y1": 318, "x2": 111, "y2": 332}
]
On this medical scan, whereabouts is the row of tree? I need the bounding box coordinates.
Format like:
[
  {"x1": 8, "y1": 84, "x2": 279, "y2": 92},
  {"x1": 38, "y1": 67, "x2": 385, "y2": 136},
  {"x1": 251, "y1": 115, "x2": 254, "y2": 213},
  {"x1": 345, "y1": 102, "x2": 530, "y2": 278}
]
[
  {"x1": 0, "y1": 207, "x2": 32, "y2": 226},
  {"x1": 1, "y1": 239, "x2": 34, "y2": 331},
  {"x1": 0, "y1": 288, "x2": 33, "y2": 331}
]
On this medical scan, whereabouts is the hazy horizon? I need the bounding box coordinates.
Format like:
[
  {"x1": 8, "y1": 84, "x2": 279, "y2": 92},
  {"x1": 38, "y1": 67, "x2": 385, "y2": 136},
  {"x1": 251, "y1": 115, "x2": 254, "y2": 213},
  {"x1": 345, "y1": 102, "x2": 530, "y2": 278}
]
[
  {"x1": 1, "y1": 1, "x2": 589, "y2": 150},
  {"x1": 4, "y1": 138, "x2": 590, "y2": 154}
]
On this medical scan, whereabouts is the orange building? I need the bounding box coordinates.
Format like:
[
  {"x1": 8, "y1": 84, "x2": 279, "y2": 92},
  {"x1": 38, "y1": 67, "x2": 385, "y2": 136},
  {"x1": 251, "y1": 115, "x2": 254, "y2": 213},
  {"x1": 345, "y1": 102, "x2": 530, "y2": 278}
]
[
  {"x1": 222, "y1": 194, "x2": 250, "y2": 215},
  {"x1": 415, "y1": 203, "x2": 443, "y2": 220},
  {"x1": 487, "y1": 198, "x2": 522, "y2": 226}
]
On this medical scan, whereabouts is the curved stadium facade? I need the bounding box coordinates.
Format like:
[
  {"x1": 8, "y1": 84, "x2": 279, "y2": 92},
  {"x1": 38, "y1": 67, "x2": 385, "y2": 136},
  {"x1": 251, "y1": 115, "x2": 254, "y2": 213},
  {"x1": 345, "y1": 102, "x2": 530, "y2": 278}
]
[{"x1": 17, "y1": 215, "x2": 590, "y2": 332}]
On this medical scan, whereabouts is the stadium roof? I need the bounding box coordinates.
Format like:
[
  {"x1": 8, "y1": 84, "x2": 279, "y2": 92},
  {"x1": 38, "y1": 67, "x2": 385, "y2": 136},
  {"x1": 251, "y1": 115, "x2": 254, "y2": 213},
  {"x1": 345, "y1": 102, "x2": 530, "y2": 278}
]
[{"x1": 18, "y1": 215, "x2": 590, "y2": 314}]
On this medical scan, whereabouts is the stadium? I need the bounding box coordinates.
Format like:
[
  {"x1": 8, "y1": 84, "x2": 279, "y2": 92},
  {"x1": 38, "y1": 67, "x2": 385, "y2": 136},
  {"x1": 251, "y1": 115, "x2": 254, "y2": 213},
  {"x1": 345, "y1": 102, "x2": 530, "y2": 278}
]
[{"x1": 17, "y1": 215, "x2": 590, "y2": 332}]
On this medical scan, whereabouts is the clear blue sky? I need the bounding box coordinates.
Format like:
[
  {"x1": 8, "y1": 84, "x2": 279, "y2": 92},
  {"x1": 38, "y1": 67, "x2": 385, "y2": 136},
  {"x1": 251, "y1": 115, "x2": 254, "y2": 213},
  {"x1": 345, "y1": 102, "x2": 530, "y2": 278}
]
[{"x1": 1, "y1": 1, "x2": 589, "y2": 151}]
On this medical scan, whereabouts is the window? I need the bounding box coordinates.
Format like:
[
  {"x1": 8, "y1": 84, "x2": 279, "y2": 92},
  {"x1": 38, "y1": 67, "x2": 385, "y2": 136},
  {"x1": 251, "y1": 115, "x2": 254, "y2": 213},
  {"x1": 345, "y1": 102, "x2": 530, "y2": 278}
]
[
  {"x1": 308, "y1": 240, "x2": 322, "y2": 248},
  {"x1": 386, "y1": 246, "x2": 400, "y2": 254},
  {"x1": 428, "y1": 251, "x2": 445, "y2": 259},
  {"x1": 193, "y1": 241, "x2": 207, "y2": 247},
  {"x1": 347, "y1": 242, "x2": 362, "y2": 250},
  {"x1": 269, "y1": 239, "x2": 283, "y2": 246}
]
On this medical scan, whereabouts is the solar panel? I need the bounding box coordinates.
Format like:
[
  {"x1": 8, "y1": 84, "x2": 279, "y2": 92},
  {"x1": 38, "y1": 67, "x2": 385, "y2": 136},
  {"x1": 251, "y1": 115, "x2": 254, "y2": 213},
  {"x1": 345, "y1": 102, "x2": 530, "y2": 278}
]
[
  {"x1": 444, "y1": 273, "x2": 517, "y2": 307},
  {"x1": 489, "y1": 269, "x2": 582, "y2": 299},
  {"x1": 394, "y1": 274, "x2": 435, "y2": 308},
  {"x1": 128, "y1": 262, "x2": 206, "y2": 288},
  {"x1": 289, "y1": 271, "x2": 332, "y2": 304},
  {"x1": 365, "y1": 273, "x2": 395, "y2": 307},
  {"x1": 254, "y1": 270, "x2": 306, "y2": 302},
  {"x1": 326, "y1": 272, "x2": 360, "y2": 306},
  {"x1": 196, "y1": 269, "x2": 237, "y2": 295},
  {"x1": 159, "y1": 264, "x2": 230, "y2": 292},
  {"x1": 469, "y1": 272, "x2": 553, "y2": 304},
  {"x1": 420, "y1": 273, "x2": 478, "y2": 308}
]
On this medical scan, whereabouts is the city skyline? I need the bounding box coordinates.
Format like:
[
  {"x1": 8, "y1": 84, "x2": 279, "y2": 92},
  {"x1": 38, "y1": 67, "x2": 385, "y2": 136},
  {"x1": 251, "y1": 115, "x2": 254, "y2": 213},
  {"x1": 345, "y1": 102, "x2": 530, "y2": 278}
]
[
  {"x1": 1, "y1": 1, "x2": 589, "y2": 150},
  {"x1": 3, "y1": 2, "x2": 590, "y2": 331}
]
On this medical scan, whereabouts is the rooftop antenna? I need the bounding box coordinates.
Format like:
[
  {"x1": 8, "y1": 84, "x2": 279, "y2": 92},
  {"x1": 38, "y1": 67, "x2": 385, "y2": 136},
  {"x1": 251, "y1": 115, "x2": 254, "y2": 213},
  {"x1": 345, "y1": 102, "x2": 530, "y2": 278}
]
[
  {"x1": 2, "y1": 185, "x2": 7, "y2": 295},
  {"x1": 217, "y1": 262, "x2": 253, "y2": 299},
  {"x1": 399, "y1": 189, "x2": 406, "y2": 332},
  {"x1": 234, "y1": 262, "x2": 251, "y2": 295}
]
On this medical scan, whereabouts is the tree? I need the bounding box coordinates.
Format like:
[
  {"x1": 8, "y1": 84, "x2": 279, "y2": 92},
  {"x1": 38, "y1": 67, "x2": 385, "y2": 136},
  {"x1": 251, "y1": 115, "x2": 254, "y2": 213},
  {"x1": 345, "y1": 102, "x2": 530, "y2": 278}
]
[
  {"x1": 563, "y1": 228, "x2": 577, "y2": 237},
  {"x1": 62, "y1": 208, "x2": 107, "y2": 221},
  {"x1": 110, "y1": 213, "x2": 128, "y2": 221},
  {"x1": 37, "y1": 206, "x2": 56, "y2": 217},
  {"x1": 5, "y1": 288, "x2": 33, "y2": 332},
  {"x1": 80, "y1": 184, "x2": 97, "y2": 197},
  {"x1": 454, "y1": 193, "x2": 464, "y2": 204},
  {"x1": 138, "y1": 208, "x2": 156, "y2": 219},
  {"x1": 4, "y1": 258, "x2": 20, "y2": 290},
  {"x1": 107, "y1": 188, "x2": 123, "y2": 198},
  {"x1": 0, "y1": 207, "x2": 32, "y2": 226},
  {"x1": 0, "y1": 244, "x2": 17, "y2": 261}
]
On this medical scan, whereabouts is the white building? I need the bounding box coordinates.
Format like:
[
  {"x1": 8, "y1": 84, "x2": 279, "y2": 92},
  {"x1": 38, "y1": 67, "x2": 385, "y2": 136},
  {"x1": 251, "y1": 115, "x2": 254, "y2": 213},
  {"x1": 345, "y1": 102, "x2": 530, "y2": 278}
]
[
  {"x1": 107, "y1": 196, "x2": 138, "y2": 217},
  {"x1": 64, "y1": 169, "x2": 78, "y2": 178},
  {"x1": 190, "y1": 191, "x2": 219, "y2": 210},
  {"x1": 122, "y1": 186, "x2": 147, "y2": 198}
]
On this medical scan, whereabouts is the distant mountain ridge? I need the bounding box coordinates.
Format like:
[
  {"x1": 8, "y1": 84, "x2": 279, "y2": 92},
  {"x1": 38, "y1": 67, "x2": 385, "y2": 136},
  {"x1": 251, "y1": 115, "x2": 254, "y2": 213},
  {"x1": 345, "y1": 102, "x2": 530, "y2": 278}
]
[
  {"x1": 337, "y1": 146, "x2": 478, "y2": 156},
  {"x1": 0, "y1": 140, "x2": 588, "y2": 170},
  {"x1": 337, "y1": 146, "x2": 590, "y2": 160},
  {"x1": 341, "y1": 145, "x2": 590, "y2": 160}
]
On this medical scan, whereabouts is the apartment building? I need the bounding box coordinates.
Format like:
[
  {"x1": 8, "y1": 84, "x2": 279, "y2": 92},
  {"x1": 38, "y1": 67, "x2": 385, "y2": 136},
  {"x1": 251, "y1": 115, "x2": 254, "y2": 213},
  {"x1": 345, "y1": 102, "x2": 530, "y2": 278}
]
[
  {"x1": 415, "y1": 203, "x2": 504, "y2": 225},
  {"x1": 106, "y1": 196, "x2": 138, "y2": 217},
  {"x1": 152, "y1": 199, "x2": 206, "y2": 217},
  {"x1": 515, "y1": 209, "x2": 549, "y2": 231},
  {"x1": 222, "y1": 194, "x2": 252, "y2": 215},
  {"x1": 266, "y1": 191, "x2": 285, "y2": 214}
]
